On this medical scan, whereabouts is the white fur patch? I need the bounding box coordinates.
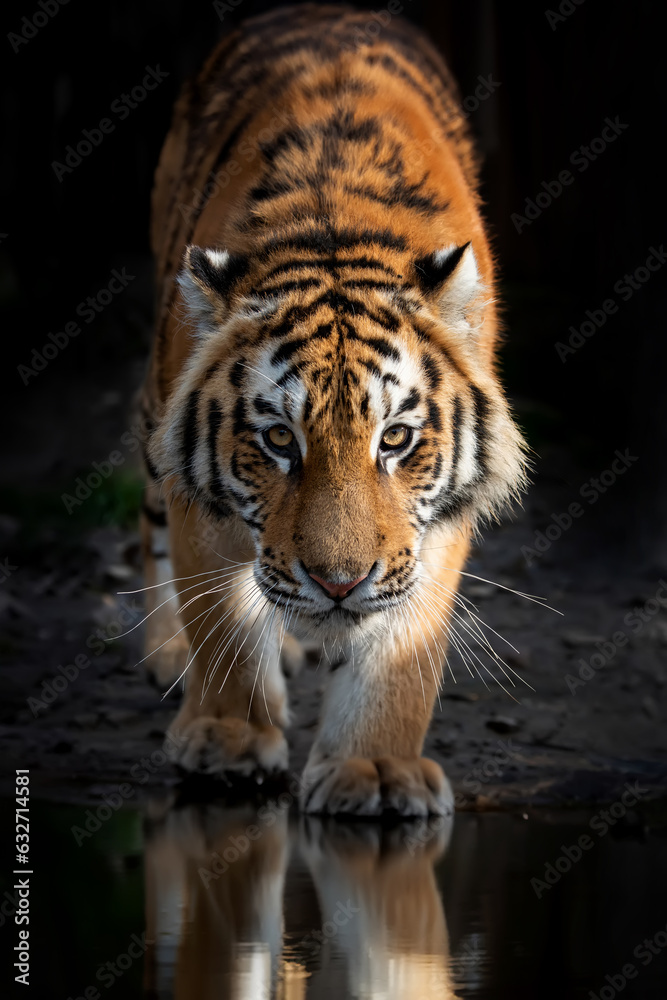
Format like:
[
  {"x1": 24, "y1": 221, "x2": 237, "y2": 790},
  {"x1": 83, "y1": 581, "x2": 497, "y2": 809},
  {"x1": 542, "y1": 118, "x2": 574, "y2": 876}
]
[
  {"x1": 176, "y1": 248, "x2": 233, "y2": 338},
  {"x1": 204, "y1": 249, "x2": 230, "y2": 269},
  {"x1": 454, "y1": 404, "x2": 479, "y2": 491},
  {"x1": 176, "y1": 268, "x2": 217, "y2": 336},
  {"x1": 435, "y1": 243, "x2": 484, "y2": 332},
  {"x1": 237, "y1": 295, "x2": 281, "y2": 319}
]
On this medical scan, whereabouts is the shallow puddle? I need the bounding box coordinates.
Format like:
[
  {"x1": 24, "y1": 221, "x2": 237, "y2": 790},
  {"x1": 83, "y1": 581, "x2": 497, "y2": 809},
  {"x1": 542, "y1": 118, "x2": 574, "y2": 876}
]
[{"x1": 3, "y1": 796, "x2": 667, "y2": 998}]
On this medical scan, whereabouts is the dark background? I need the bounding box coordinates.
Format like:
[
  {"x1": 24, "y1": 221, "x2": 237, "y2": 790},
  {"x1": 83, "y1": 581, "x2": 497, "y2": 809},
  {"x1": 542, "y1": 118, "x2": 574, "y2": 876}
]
[
  {"x1": 1, "y1": 9, "x2": 666, "y2": 996},
  {"x1": 1, "y1": 0, "x2": 665, "y2": 564}
]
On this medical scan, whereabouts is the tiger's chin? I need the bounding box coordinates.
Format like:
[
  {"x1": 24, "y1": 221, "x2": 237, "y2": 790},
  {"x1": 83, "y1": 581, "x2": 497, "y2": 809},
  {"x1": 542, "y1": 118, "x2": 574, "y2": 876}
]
[{"x1": 285, "y1": 601, "x2": 401, "y2": 649}]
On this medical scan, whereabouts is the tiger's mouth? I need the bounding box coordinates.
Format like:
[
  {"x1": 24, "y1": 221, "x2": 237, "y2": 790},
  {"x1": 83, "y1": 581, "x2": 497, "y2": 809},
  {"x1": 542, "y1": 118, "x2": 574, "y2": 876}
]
[{"x1": 254, "y1": 575, "x2": 416, "y2": 631}]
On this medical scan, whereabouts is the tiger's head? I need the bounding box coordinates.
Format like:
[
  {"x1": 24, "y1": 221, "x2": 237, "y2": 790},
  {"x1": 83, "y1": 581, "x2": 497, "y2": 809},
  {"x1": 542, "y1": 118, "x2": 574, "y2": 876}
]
[{"x1": 149, "y1": 239, "x2": 527, "y2": 642}]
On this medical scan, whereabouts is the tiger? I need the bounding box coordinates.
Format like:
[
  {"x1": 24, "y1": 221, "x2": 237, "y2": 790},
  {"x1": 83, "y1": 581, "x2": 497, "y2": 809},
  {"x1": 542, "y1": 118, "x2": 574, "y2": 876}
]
[{"x1": 141, "y1": 2, "x2": 527, "y2": 817}]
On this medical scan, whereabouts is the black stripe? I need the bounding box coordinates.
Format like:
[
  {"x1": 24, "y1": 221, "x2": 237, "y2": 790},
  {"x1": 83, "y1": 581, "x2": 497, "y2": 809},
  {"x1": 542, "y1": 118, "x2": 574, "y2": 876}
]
[
  {"x1": 421, "y1": 353, "x2": 442, "y2": 390},
  {"x1": 230, "y1": 360, "x2": 245, "y2": 387},
  {"x1": 203, "y1": 360, "x2": 223, "y2": 383},
  {"x1": 249, "y1": 176, "x2": 304, "y2": 203},
  {"x1": 359, "y1": 358, "x2": 381, "y2": 379},
  {"x1": 344, "y1": 178, "x2": 447, "y2": 215},
  {"x1": 336, "y1": 295, "x2": 400, "y2": 331},
  {"x1": 271, "y1": 321, "x2": 333, "y2": 365},
  {"x1": 261, "y1": 255, "x2": 400, "y2": 281},
  {"x1": 259, "y1": 123, "x2": 312, "y2": 164},
  {"x1": 398, "y1": 437, "x2": 430, "y2": 469},
  {"x1": 142, "y1": 503, "x2": 167, "y2": 527},
  {"x1": 303, "y1": 772, "x2": 330, "y2": 812},
  {"x1": 320, "y1": 110, "x2": 381, "y2": 144},
  {"x1": 233, "y1": 398, "x2": 256, "y2": 436},
  {"x1": 345, "y1": 330, "x2": 401, "y2": 362},
  {"x1": 450, "y1": 396, "x2": 463, "y2": 489},
  {"x1": 341, "y1": 277, "x2": 403, "y2": 292},
  {"x1": 182, "y1": 389, "x2": 201, "y2": 491},
  {"x1": 142, "y1": 443, "x2": 161, "y2": 483},
  {"x1": 259, "y1": 227, "x2": 407, "y2": 259},
  {"x1": 253, "y1": 396, "x2": 280, "y2": 416},
  {"x1": 397, "y1": 388, "x2": 420, "y2": 415},
  {"x1": 427, "y1": 399, "x2": 442, "y2": 432},
  {"x1": 271, "y1": 336, "x2": 310, "y2": 366},
  {"x1": 470, "y1": 384, "x2": 491, "y2": 477},
  {"x1": 414, "y1": 325, "x2": 467, "y2": 380},
  {"x1": 255, "y1": 277, "x2": 322, "y2": 295},
  {"x1": 302, "y1": 77, "x2": 373, "y2": 101},
  {"x1": 264, "y1": 302, "x2": 321, "y2": 341},
  {"x1": 207, "y1": 399, "x2": 232, "y2": 516}
]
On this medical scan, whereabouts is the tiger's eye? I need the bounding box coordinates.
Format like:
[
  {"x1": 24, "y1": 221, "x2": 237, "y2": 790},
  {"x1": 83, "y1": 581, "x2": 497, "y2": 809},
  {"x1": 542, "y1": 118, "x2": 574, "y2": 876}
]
[
  {"x1": 267, "y1": 425, "x2": 294, "y2": 448},
  {"x1": 381, "y1": 425, "x2": 410, "y2": 449}
]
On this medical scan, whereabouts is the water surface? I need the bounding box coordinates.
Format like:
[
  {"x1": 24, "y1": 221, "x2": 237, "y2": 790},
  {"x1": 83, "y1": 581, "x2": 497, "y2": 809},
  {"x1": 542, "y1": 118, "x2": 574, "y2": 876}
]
[{"x1": 4, "y1": 796, "x2": 666, "y2": 998}]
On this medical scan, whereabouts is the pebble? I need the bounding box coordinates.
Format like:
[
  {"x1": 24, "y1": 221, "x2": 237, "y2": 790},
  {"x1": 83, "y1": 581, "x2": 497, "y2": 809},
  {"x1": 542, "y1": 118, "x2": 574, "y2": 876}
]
[
  {"x1": 562, "y1": 630, "x2": 606, "y2": 648},
  {"x1": 433, "y1": 730, "x2": 458, "y2": 752},
  {"x1": 105, "y1": 564, "x2": 136, "y2": 583},
  {"x1": 463, "y1": 583, "x2": 495, "y2": 599},
  {"x1": 525, "y1": 715, "x2": 561, "y2": 744},
  {"x1": 506, "y1": 651, "x2": 532, "y2": 672},
  {"x1": 70, "y1": 712, "x2": 99, "y2": 729},
  {"x1": 642, "y1": 696, "x2": 659, "y2": 719},
  {"x1": 486, "y1": 715, "x2": 521, "y2": 734},
  {"x1": 103, "y1": 709, "x2": 140, "y2": 726}
]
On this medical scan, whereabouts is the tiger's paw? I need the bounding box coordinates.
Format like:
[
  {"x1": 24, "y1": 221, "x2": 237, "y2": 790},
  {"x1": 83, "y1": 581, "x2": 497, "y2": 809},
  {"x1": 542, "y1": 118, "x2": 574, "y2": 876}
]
[
  {"x1": 301, "y1": 755, "x2": 453, "y2": 817},
  {"x1": 167, "y1": 715, "x2": 288, "y2": 781}
]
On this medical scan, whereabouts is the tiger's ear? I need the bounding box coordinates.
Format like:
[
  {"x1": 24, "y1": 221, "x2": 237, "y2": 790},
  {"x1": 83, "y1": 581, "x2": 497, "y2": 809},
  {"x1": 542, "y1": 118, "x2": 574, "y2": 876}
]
[
  {"x1": 177, "y1": 245, "x2": 249, "y2": 332},
  {"x1": 415, "y1": 243, "x2": 484, "y2": 331}
]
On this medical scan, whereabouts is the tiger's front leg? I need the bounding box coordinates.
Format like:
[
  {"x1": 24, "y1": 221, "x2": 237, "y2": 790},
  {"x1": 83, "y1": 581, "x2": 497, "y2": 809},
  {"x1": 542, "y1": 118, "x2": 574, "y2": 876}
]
[
  {"x1": 301, "y1": 655, "x2": 451, "y2": 817},
  {"x1": 301, "y1": 543, "x2": 468, "y2": 817},
  {"x1": 165, "y1": 496, "x2": 289, "y2": 780}
]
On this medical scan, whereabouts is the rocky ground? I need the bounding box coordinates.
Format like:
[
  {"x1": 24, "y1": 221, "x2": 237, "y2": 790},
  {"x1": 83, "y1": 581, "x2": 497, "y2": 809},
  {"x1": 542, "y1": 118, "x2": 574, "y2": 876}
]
[{"x1": 2, "y1": 259, "x2": 666, "y2": 813}]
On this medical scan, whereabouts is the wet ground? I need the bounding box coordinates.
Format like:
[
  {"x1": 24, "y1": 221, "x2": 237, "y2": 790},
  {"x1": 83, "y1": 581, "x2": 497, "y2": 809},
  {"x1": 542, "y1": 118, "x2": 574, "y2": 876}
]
[{"x1": 2, "y1": 794, "x2": 667, "y2": 999}]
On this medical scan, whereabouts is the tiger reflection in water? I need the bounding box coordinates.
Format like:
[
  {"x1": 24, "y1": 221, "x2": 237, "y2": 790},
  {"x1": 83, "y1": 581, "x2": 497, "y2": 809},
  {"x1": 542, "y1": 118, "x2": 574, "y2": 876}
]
[{"x1": 143, "y1": 795, "x2": 456, "y2": 999}]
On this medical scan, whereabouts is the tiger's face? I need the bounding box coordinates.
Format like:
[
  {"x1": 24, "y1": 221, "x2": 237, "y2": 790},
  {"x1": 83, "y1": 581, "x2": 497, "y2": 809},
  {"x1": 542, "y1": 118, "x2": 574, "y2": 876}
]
[{"x1": 150, "y1": 243, "x2": 526, "y2": 641}]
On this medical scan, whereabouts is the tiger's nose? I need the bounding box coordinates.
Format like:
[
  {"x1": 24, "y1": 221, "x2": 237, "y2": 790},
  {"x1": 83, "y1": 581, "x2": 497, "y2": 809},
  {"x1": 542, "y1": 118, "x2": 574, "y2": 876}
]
[{"x1": 308, "y1": 571, "x2": 369, "y2": 599}]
